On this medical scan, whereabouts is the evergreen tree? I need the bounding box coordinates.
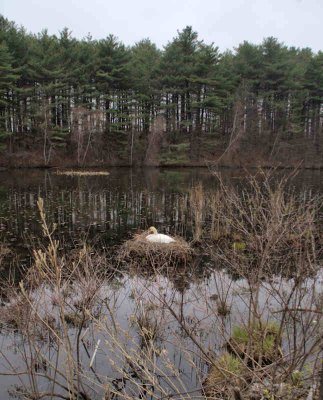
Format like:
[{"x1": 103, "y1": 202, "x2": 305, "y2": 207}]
[
  {"x1": 130, "y1": 39, "x2": 161, "y2": 134},
  {"x1": 0, "y1": 14, "x2": 321, "y2": 165},
  {"x1": 0, "y1": 41, "x2": 19, "y2": 144}
]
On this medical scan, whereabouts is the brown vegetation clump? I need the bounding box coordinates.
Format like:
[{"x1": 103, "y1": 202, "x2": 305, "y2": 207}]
[
  {"x1": 118, "y1": 232, "x2": 193, "y2": 269},
  {"x1": 0, "y1": 293, "x2": 32, "y2": 332},
  {"x1": 203, "y1": 353, "x2": 247, "y2": 399},
  {"x1": 55, "y1": 170, "x2": 110, "y2": 176},
  {"x1": 203, "y1": 350, "x2": 311, "y2": 400}
]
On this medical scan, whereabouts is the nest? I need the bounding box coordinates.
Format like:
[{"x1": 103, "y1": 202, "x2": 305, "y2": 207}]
[{"x1": 118, "y1": 233, "x2": 193, "y2": 270}]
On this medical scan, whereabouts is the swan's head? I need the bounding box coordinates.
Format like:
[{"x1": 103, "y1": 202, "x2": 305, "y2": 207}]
[{"x1": 148, "y1": 226, "x2": 158, "y2": 235}]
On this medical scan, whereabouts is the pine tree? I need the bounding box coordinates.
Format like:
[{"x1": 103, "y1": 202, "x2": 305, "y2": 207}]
[{"x1": 0, "y1": 41, "x2": 19, "y2": 146}]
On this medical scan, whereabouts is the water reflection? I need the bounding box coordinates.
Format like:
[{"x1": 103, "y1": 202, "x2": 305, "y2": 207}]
[
  {"x1": 1, "y1": 168, "x2": 322, "y2": 243},
  {"x1": 1, "y1": 168, "x2": 215, "y2": 245},
  {"x1": 0, "y1": 266, "x2": 321, "y2": 399}
]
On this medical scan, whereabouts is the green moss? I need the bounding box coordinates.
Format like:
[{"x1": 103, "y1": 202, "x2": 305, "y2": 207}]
[
  {"x1": 160, "y1": 154, "x2": 190, "y2": 165},
  {"x1": 169, "y1": 142, "x2": 190, "y2": 152},
  {"x1": 219, "y1": 353, "x2": 243, "y2": 373},
  {"x1": 263, "y1": 335, "x2": 275, "y2": 354},
  {"x1": 232, "y1": 241, "x2": 246, "y2": 251},
  {"x1": 207, "y1": 353, "x2": 244, "y2": 384},
  {"x1": 229, "y1": 321, "x2": 281, "y2": 365},
  {"x1": 291, "y1": 370, "x2": 304, "y2": 387},
  {"x1": 232, "y1": 321, "x2": 279, "y2": 342},
  {"x1": 160, "y1": 141, "x2": 190, "y2": 165},
  {"x1": 232, "y1": 325, "x2": 249, "y2": 344}
]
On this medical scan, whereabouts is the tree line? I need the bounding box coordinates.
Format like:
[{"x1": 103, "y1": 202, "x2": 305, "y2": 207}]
[{"x1": 0, "y1": 15, "x2": 322, "y2": 165}]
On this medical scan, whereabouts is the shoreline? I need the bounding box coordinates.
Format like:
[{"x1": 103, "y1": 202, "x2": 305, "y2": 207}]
[{"x1": 0, "y1": 163, "x2": 322, "y2": 171}]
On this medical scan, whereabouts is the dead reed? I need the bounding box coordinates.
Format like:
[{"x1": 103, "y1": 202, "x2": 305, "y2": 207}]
[
  {"x1": 55, "y1": 170, "x2": 110, "y2": 176},
  {"x1": 189, "y1": 183, "x2": 205, "y2": 241}
]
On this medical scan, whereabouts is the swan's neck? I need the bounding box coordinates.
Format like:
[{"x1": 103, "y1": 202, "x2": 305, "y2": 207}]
[{"x1": 148, "y1": 227, "x2": 158, "y2": 235}]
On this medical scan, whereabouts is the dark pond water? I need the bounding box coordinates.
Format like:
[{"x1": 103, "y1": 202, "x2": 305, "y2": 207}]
[
  {"x1": 0, "y1": 167, "x2": 322, "y2": 256},
  {"x1": 0, "y1": 167, "x2": 322, "y2": 399}
]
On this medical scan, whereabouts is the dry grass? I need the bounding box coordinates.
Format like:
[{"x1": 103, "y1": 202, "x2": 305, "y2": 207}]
[
  {"x1": 55, "y1": 170, "x2": 110, "y2": 176},
  {"x1": 203, "y1": 353, "x2": 247, "y2": 399},
  {"x1": 118, "y1": 231, "x2": 194, "y2": 269},
  {"x1": 0, "y1": 293, "x2": 32, "y2": 332},
  {"x1": 190, "y1": 183, "x2": 205, "y2": 241},
  {"x1": 203, "y1": 350, "x2": 310, "y2": 400}
]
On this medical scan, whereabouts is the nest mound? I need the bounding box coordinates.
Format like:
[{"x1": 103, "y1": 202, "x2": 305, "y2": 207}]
[{"x1": 118, "y1": 233, "x2": 193, "y2": 269}]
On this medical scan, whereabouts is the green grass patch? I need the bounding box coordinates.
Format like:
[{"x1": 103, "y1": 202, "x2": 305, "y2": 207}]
[
  {"x1": 228, "y1": 320, "x2": 281, "y2": 365},
  {"x1": 160, "y1": 141, "x2": 190, "y2": 165}
]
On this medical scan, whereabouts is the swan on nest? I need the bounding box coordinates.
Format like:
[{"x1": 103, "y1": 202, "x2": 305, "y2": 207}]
[{"x1": 145, "y1": 226, "x2": 175, "y2": 244}]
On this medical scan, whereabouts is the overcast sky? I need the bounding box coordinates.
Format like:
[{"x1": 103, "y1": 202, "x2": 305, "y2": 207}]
[{"x1": 1, "y1": 0, "x2": 322, "y2": 52}]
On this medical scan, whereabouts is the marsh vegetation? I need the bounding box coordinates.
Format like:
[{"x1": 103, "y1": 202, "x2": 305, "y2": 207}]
[{"x1": 0, "y1": 168, "x2": 322, "y2": 399}]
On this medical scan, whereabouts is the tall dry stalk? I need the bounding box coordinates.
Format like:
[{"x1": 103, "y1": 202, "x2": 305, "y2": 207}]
[{"x1": 190, "y1": 183, "x2": 205, "y2": 241}]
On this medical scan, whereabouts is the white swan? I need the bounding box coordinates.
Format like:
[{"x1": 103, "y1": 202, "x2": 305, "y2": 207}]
[{"x1": 145, "y1": 226, "x2": 175, "y2": 244}]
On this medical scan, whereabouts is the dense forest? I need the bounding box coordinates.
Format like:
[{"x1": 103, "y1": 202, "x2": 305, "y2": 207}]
[{"x1": 0, "y1": 15, "x2": 322, "y2": 167}]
